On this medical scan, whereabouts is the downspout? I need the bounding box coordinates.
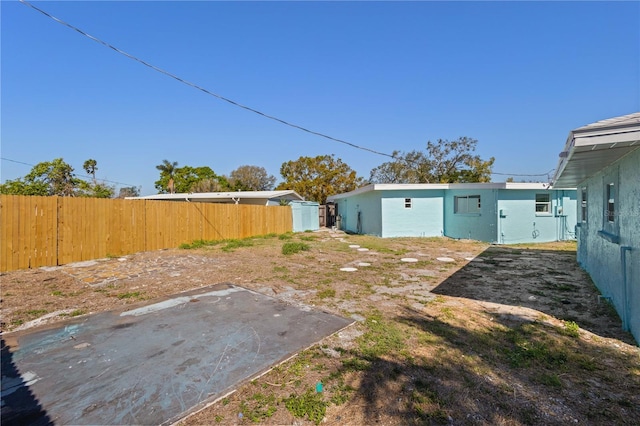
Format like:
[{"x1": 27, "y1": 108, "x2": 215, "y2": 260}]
[
  {"x1": 232, "y1": 197, "x2": 240, "y2": 205},
  {"x1": 560, "y1": 190, "x2": 565, "y2": 240},
  {"x1": 495, "y1": 189, "x2": 501, "y2": 244},
  {"x1": 555, "y1": 190, "x2": 560, "y2": 241},
  {"x1": 621, "y1": 246, "x2": 633, "y2": 331}
]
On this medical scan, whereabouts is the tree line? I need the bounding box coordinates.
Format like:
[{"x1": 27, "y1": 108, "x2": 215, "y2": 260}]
[{"x1": 1, "y1": 137, "x2": 494, "y2": 204}]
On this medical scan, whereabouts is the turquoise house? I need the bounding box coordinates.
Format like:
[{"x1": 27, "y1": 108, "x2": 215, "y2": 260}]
[
  {"x1": 327, "y1": 183, "x2": 577, "y2": 244},
  {"x1": 554, "y1": 112, "x2": 640, "y2": 343}
]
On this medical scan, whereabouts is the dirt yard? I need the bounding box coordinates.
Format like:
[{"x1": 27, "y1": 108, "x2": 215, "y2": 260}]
[{"x1": 2, "y1": 230, "x2": 638, "y2": 425}]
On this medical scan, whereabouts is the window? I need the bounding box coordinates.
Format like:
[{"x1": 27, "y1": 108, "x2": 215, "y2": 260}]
[
  {"x1": 606, "y1": 183, "x2": 615, "y2": 223},
  {"x1": 404, "y1": 198, "x2": 412, "y2": 209},
  {"x1": 454, "y1": 195, "x2": 481, "y2": 214},
  {"x1": 535, "y1": 193, "x2": 551, "y2": 214},
  {"x1": 581, "y1": 187, "x2": 587, "y2": 223},
  {"x1": 598, "y1": 173, "x2": 620, "y2": 243}
]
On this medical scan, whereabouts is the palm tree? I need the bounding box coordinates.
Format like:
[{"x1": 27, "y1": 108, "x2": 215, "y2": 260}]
[
  {"x1": 83, "y1": 159, "x2": 98, "y2": 184},
  {"x1": 156, "y1": 160, "x2": 178, "y2": 194}
]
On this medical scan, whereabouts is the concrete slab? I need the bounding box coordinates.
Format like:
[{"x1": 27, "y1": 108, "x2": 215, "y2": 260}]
[{"x1": 1, "y1": 283, "x2": 352, "y2": 425}]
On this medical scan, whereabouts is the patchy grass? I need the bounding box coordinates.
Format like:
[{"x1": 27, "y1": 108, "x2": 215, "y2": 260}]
[
  {"x1": 282, "y1": 242, "x2": 310, "y2": 255},
  {"x1": 179, "y1": 239, "x2": 219, "y2": 249},
  {"x1": 316, "y1": 289, "x2": 335, "y2": 299},
  {"x1": 221, "y1": 239, "x2": 254, "y2": 252},
  {"x1": 60, "y1": 309, "x2": 86, "y2": 318},
  {"x1": 115, "y1": 291, "x2": 143, "y2": 300},
  {"x1": 239, "y1": 393, "x2": 278, "y2": 423},
  {"x1": 3, "y1": 233, "x2": 638, "y2": 426},
  {"x1": 284, "y1": 389, "x2": 327, "y2": 425}
]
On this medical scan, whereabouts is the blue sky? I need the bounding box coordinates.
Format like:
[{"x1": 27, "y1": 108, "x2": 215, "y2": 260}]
[{"x1": 2, "y1": 1, "x2": 638, "y2": 196}]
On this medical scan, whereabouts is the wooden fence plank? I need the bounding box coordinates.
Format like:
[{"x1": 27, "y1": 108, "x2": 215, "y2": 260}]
[
  {"x1": 0, "y1": 195, "x2": 293, "y2": 271},
  {"x1": 0, "y1": 196, "x2": 8, "y2": 271}
]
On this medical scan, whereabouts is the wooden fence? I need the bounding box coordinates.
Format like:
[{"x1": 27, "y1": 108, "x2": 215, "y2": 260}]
[{"x1": 0, "y1": 195, "x2": 292, "y2": 272}]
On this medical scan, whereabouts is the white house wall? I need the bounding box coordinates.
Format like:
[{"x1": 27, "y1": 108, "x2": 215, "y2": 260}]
[{"x1": 576, "y1": 148, "x2": 639, "y2": 342}]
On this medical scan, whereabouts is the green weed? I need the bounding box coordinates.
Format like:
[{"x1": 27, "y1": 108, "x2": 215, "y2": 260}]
[
  {"x1": 222, "y1": 239, "x2": 254, "y2": 252},
  {"x1": 24, "y1": 309, "x2": 47, "y2": 317},
  {"x1": 282, "y1": 242, "x2": 310, "y2": 255},
  {"x1": 536, "y1": 373, "x2": 562, "y2": 388},
  {"x1": 561, "y1": 320, "x2": 580, "y2": 338},
  {"x1": 328, "y1": 380, "x2": 355, "y2": 405},
  {"x1": 115, "y1": 291, "x2": 142, "y2": 300},
  {"x1": 341, "y1": 357, "x2": 371, "y2": 372},
  {"x1": 410, "y1": 379, "x2": 449, "y2": 423},
  {"x1": 179, "y1": 239, "x2": 218, "y2": 249},
  {"x1": 504, "y1": 325, "x2": 568, "y2": 368},
  {"x1": 440, "y1": 307, "x2": 455, "y2": 320},
  {"x1": 239, "y1": 393, "x2": 278, "y2": 422},
  {"x1": 60, "y1": 309, "x2": 86, "y2": 317},
  {"x1": 317, "y1": 289, "x2": 335, "y2": 299},
  {"x1": 357, "y1": 314, "x2": 406, "y2": 358},
  {"x1": 284, "y1": 389, "x2": 327, "y2": 425}
]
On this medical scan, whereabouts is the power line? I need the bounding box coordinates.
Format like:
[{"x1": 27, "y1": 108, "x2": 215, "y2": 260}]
[
  {"x1": 19, "y1": 0, "x2": 394, "y2": 160},
  {"x1": 1, "y1": 157, "x2": 139, "y2": 187},
  {"x1": 18, "y1": 1, "x2": 557, "y2": 181},
  {"x1": 491, "y1": 169, "x2": 555, "y2": 177}
]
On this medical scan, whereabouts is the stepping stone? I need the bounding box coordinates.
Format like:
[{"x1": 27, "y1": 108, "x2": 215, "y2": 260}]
[
  {"x1": 357, "y1": 262, "x2": 371, "y2": 267},
  {"x1": 340, "y1": 267, "x2": 358, "y2": 272},
  {"x1": 437, "y1": 257, "x2": 455, "y2": 263},
  {"x1": 357, "y1": 248, "x2": 369, "y2": 252},
  {"x1": 348, "y1": 245, "x2": 360, "y2": 248},
  {"x1": 401, "y1": 258, "x2": 419, "y2": 263}
]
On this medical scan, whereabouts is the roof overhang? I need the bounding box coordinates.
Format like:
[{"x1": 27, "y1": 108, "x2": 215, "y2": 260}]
[
  {"x1": 327, "y1": 182, "x2": 567, "y2": 201},
  {"x1": 553, "y1": 112, "x2": 640, "y2": 187},
  {"x1": 128, "y1": 190, "x2": 304, "y2": 204}
]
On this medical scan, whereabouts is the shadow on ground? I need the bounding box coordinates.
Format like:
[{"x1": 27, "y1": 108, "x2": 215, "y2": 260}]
[
  {"x1": 1, "y1": 336, "x2": 52, "y2": 425},
  {"x1": 338, "y1": 305, "x2": 640, "y2": 425},
  {"x1": 430, "y1": 245, "x2": 636, "y2": 344}
]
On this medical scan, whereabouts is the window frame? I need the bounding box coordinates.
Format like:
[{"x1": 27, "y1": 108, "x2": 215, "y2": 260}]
[
  {"x1": 580, "y1": 187, "x2": 587, "y2": 223},
  {"x1": 535, "y1": 193, "x2": 551, "y2": 215},
  {"x1": 598, "y1": 171, "x2": 620, "y2": 244},
  {"x1": 606, "y1": 183, "x2": 615, "y2": 223},
  {"x1": 454, "y1": 195, "x2": 481, "y2": 214}
]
